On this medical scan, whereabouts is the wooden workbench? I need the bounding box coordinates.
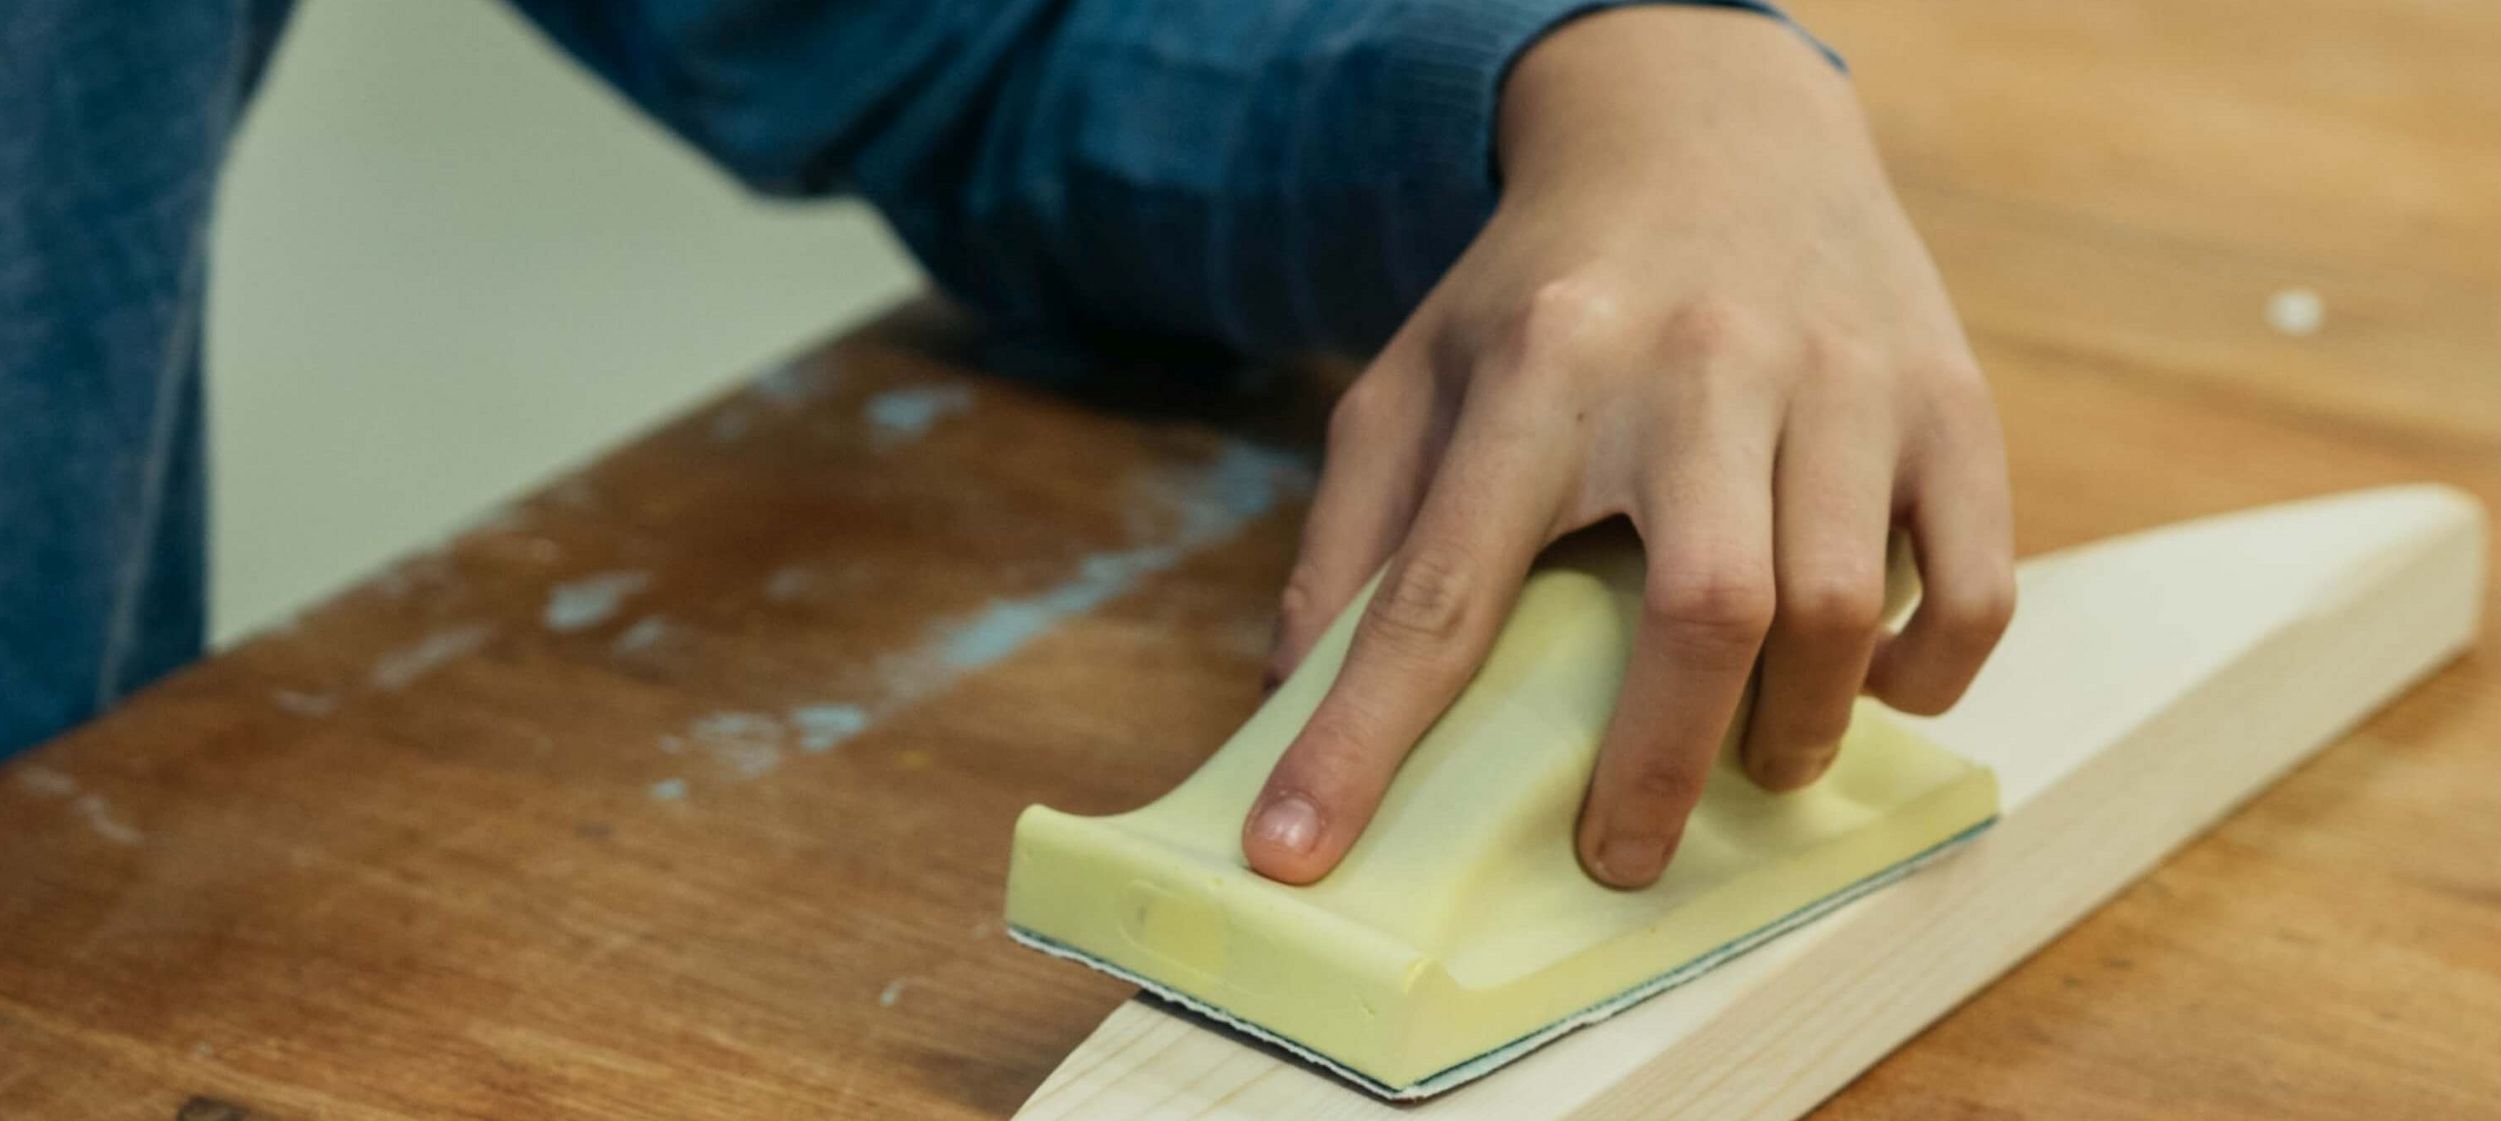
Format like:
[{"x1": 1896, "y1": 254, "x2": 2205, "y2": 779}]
[{"x1": 6, "y1": 1, "x2": 2498, "y2": 1116}]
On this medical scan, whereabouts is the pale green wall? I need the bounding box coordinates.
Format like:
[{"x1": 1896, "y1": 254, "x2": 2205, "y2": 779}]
[{"x1": 207, "y1": 0, "x2": 917, "y2": 642}]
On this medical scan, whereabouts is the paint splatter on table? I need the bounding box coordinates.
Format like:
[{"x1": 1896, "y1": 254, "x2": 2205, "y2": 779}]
[{"x1": 7, "y1": 2, "x2": 2501, "y2": 1115}]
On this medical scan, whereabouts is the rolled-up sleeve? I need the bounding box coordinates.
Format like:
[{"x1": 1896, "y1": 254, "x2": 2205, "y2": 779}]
[{"x1": 512, "y1": 0, "x2": 1815, "y2": 355}]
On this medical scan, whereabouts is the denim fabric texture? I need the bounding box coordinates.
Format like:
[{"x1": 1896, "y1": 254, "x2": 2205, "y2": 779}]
[
  {"x1": 0, "y1": 0, "x2": 1796, "y2": 758},
  {"x1": 1, "y1": 0, "x2": 291, "y2": 759}
]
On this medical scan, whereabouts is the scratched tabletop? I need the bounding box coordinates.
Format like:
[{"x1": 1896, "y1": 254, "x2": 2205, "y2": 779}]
[{"x1": 6, "y1": 1, "x2": 2501, "y2": 1117}]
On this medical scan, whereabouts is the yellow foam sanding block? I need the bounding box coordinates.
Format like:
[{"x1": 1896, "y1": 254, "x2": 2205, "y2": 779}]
[{"x1": 1005, "y1": 530, "x2": 1999, "y2": 1099}]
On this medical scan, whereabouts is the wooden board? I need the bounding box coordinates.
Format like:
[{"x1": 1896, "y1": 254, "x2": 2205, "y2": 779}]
[
  {"x1": 4, "y1": 1, "x2": 2501, "y2": 1117},
  {"x1": 1012, "y1": 486, "x2": 2485, "y2": 1118}
]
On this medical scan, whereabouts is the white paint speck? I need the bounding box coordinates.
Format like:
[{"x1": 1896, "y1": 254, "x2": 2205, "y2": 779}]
[
  {"x1": 969, "y1": 919, "x2": 994, "y2": 940},
  {"x1": 16, "y1": 765, "x2": 77, "y2": 799},
  {"x1": 2267, "y1": 287, "x2": 2324, "y2": 337},
  {"x1": 865, "y1": 384, "x2": 974, "y2": 446},
  {"x1": 1219, "y1": 614, "x2": 1274, "y2": 660},
  {"x1": 550, "y1": 477, "x2": 599, "y2": 509},
  {"x1": 371, "y1": 623, "x2": 496, "y2": 690},
  {"x1": 545, "y1": 571, "x2": 652, "y2": 633},
  {"x1": 753, "y1": 359, "x2": 833, "y2": 405},
  {"x1": 690, "y1": 711, "x2": 784, "y2": 779},
  {"x1": 12, "y1": 768, "x2": 142, "y2": 845},
  {"x1": 612, "y1": 616, "x2": 670, "y2": 655},
  {"x1": 272, "y1": 689, "x2": 337, "y2": 718},
  {"x1": 764, "y1": 565, "x2": 813, "y2": 602},
  {"x1": 791, "y1": 704, "x2": 871, "y2": 754},
  {"x1": 465, "y1": 504, "x2": 531, "y2": 536},
  {"x1": 661, "y1": 704, "x2": 866, "y2": 780},
  {"x1": 878, "y1": 979, "x2": 909, "y2": 1007},
  {"x1": 74, "y1": 794, "x2": 143, "y2": 846},
  {"x1": 648, "y1": 777, "x2": 689, "y2": 802}
]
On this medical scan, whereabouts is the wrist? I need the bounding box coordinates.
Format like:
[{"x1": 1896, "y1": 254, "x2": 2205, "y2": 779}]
[{"x1": 1498, "y1": 6, "x2": 1859, "y2": 198}]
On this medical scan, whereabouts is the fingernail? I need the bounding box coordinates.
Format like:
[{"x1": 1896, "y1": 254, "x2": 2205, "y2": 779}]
[
  {"x1": 1253, "y1": 795, "x2": 1322, "y2": 855},
  {"x1": 1598, "y1": 836, "x2": 1667, "y2": 885}
]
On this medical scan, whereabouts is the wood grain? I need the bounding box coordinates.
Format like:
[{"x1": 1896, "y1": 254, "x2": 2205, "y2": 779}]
[{"x1": 4, "y1": 0, "x2": 2500, "y2": 1117}]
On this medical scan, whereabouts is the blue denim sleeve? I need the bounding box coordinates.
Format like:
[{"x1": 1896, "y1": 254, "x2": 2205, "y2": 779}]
[
  {"x1": 511, "y1": 0, "x2": 1814, "y2": 356},
  {"x1": 0, "y1": 0, "x2": 293, "y2": 758}
]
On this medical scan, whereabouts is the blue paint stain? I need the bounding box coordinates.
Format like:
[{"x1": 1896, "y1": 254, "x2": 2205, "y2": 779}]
[
  {"x1": 791, "y1": 703, "x2": 872, "y2": 753},
  {"x1": 924, "y1": 443, "x2": 1301, "y2": 676},
  {"x1": 612, "y1": 616, "x2": 669, "y2": 655},
  {"x1": 545, "y1": 571, "x2": 651, "y2": 633},
  {"x1": 649, "y1": 777, "x2": 689, "y2": 801},
  {"x1": 865, "y1": 385, "x2": 973, "y2": 443},
  {"x1": 631, "y1": 443, "x2": 1303, "y2": 791},
  {"x1": 935, "y1": 600, "x2": 1060, "y2": 670},
  {"x1": 1138, "y1": 440, "x2": 1302, "y2": 543}
]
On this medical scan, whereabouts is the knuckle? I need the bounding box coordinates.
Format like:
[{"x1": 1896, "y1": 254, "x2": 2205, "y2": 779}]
[
  {"x1": 1363, "y1": 550, "x2": 1479, "y2": 653},
  {"x1": 1923, "y1": 360, "x2": 2001, "y2": 432},
  {"x1": 1883, "y1": 674, "x2": 1966, "y2": 717},
  {"x1": 1278, "y1": 562, "x2": 1326, "y2": 625},
  {"x1": 1325, "y1": 375, "x2": 1397, "y2": 450},
  {"x1": 1503, "y1": 276, "x2": 1627, "y2": 374},
  {"x1": 1800, "y1": 332, "x2": 1890, "y2": 387},
  {"x1": 1659, "y1": 297, "x2": 1768, "y2": 365},
  {"x1": 1777, "y1": 566, "x2": 1888, "y2": 639},
  {"x1": 1926, "y1": 351, "x2": 1990, "y2": 390},
  {"x1": 1884, "y1": 695, "x2": 1944, "y2": 718},
  {"x1": 1782, "y1": 706, "x2": 1857, "y2": 749},
  {"x1": 1522, "y1": 276, "x2": 1622, "y2": 341},
  {"x1": 1648, "y1": 564, "x2": 1777, "y2": 646},
  {"x1": 1282, "y1": 709, "x2": 1382, "y2": 789},
  {"x1": 1937, "y1": 574, "x2": 2018, "y2": 646},
  {"x1": 1628, "y1": 756, "x2": 1705, "y2": 807}
]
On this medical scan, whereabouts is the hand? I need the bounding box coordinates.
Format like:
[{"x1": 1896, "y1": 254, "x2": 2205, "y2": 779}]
[{"x1": 1239, "y1": 7, "x2": 2015, "y2": 889}]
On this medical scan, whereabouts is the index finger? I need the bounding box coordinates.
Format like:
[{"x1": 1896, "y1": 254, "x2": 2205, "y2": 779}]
[{"x1": 1241, "y1": 397, "x2": 1572, "y2": 884}]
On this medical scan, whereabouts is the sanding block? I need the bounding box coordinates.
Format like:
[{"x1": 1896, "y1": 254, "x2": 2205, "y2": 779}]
[{"x1": 1005, "y1": 529, "x2": 1998, "y2": 1098}]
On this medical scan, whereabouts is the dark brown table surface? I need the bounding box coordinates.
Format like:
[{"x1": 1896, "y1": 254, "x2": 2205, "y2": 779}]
[{"x1": 7, "y1": 1, "x2": 2499, "y2": 1117}]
